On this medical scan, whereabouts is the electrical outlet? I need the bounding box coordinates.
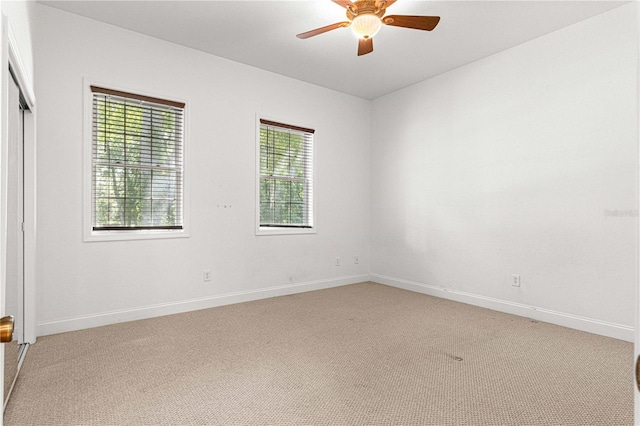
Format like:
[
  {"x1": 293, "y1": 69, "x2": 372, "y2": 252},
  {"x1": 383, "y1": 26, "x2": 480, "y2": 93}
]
[
  {"x1": 354, "y1": 256, "x2": 359, "y2": 264},
  {"x1": 511, "y1": 274, "x2": 521, "y2": 287},
  {"x1": 203, "y1": 270, "x2": 212, "y2": 282},
  {"x1": 335, "y1": 257, "x2": 340, "y2": 266}
]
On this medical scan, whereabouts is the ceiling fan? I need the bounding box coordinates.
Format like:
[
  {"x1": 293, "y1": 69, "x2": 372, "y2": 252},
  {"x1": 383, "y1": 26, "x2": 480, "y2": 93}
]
[{"x1": 296, "y1": 0, "x2": 440, "y2": 56}]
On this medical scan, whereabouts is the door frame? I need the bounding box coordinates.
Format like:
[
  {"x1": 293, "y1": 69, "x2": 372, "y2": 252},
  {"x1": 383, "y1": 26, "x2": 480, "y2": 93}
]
[
  {"x1": 0, "y1": 12, "x2": 36, "y2": 421},
  {"x1": 636, "y1": 3, "x2": 640, "y2": 424},
  {"x1": 3, "y1": 15, "x2": 35, "y2": 345}
]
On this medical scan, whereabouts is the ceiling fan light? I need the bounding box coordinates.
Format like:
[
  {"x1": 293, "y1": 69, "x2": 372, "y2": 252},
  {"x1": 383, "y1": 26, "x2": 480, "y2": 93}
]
[{"x1": 351, "y1": 13, "x2": 382, "y2": 39}]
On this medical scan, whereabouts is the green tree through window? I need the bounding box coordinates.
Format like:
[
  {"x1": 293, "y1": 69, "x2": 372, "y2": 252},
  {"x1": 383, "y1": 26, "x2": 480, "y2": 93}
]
[
  {"x1": 259, "y1": 119, "x2": 314, "y2": 228},
  {"x1": 91, "y1": 86, "x2": 184, "y2": 230}
]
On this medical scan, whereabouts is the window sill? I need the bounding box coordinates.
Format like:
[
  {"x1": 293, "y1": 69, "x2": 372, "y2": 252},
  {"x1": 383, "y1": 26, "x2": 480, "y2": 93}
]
[
  {"x1": 256, "y1": 227, "x2": 316, "y2": 236},
  {"x1": 84, "y1": 228, "x2": 189, "y2": 242}
]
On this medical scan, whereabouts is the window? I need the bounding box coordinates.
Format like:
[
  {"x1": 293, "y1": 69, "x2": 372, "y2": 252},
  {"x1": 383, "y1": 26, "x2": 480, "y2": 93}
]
[
  {"x1": 258, "y1": 118, "x2": 314, "y2": 234},
  {"x1": 90, "y1": 86, "x2": 184, "y2": 233}
]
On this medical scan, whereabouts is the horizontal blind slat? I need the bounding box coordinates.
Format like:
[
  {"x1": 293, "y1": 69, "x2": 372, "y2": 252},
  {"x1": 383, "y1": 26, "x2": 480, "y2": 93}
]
[{"x1": 91, "y1": 86, "x2": 185, "y2": 109}]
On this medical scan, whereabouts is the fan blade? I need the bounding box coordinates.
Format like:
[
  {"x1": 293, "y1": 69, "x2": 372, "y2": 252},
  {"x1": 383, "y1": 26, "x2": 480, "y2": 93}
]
[
  {"x1": 358, "y1": 38, "x2": 373, "y2": 56},
  {"x1": 332, "y1": 0, "x2": 353, "y2": 8},
  {"x1": 383, "y1": 15, "x2": 440, "y2": 31},
  {"x1": 296, "y1": 21, "x2": 351, "y2": 39}
]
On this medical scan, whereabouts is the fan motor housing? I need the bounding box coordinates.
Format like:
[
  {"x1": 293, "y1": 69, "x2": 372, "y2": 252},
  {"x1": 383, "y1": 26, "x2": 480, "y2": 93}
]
[{"x1": 346, "y1": 0, "x2": 386, "y2": 21}]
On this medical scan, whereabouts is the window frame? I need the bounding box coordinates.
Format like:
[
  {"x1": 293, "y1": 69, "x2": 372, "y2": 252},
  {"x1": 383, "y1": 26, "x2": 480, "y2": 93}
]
[
  {"x1": 255, "y1": 115, "x2": 317, "y2": 236},
  {"x1": 83, "y1": 79, "x2": 190, "y2": 242}
]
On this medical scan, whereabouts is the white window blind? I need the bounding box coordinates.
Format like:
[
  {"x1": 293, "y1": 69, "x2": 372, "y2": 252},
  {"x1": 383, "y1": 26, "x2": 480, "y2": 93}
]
[
  {"x1": 91, "y1": 86, "x2": 184, "y2": 231},
  {"x1": 259, "y1": 119, "x2": 314, "y2": 228}
]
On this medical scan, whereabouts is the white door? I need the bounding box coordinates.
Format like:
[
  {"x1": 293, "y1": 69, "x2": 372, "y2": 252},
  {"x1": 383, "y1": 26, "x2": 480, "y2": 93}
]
[{"x1": 2, "y1": 71, "x2": 25, "y2": 412}]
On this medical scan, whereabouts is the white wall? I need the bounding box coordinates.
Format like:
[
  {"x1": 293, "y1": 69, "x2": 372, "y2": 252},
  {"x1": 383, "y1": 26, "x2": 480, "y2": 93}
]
[
  {"x1": 371, "y1": 4, "x2": 638, "y2": 341},
  {"x1": 33, "y1": 5, "x2": 371, "y2": 335}
]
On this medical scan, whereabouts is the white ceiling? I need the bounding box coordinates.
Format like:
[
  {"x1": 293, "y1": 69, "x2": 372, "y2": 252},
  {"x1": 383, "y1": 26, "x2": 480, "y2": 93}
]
[{"x1": 39, "y1": 0, "x2": 628, "y2": 99}]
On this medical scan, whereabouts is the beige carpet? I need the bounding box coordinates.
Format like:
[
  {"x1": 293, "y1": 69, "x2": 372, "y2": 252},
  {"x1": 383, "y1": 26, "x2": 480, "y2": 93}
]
[
  {"x1": 4, "y1": 340, "x2": 19, "y2": 404},
  {"x1": 4, "y1": 282, "x2": 633, "y2": 425}
]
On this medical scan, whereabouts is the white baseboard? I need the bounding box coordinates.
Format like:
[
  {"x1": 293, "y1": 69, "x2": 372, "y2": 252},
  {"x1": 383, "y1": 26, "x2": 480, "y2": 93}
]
[
  {"x1": 37, "y1": 273, "x2": 633, "y2": 342},
  {"x1": 371, "y1": 274, "x2": 634, "y2": 342},
  {"x1": 36, "y1": 274, "x2": 370, "y2": 336}
]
